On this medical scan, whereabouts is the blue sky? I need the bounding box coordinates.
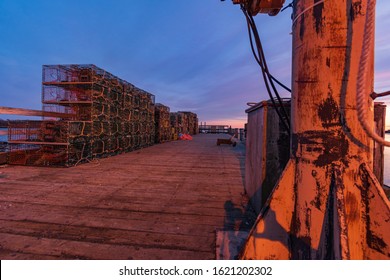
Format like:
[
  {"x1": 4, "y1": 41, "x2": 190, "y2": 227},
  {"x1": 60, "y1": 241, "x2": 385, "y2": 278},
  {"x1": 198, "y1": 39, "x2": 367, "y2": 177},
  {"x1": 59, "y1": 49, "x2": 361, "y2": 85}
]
[{"x1": 0, "y1": 0, "x2": 389, "y2": 128}]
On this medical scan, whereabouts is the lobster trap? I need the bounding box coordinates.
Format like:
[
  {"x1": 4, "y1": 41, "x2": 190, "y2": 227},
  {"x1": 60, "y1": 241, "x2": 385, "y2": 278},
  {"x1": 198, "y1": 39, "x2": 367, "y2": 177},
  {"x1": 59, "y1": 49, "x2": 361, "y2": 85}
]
[
  {"x1": 8, "y1": 120, "x2": 92, "y2": 167},
  {"x1": 6, "y1": 64, "x2": 197, "y2": 167},
  {"x1": 179, "y1": 111, "x2": 198, "y2": 135},
  {"x1": 155, "y1": 103, "x2": 171, "y2": 143}
]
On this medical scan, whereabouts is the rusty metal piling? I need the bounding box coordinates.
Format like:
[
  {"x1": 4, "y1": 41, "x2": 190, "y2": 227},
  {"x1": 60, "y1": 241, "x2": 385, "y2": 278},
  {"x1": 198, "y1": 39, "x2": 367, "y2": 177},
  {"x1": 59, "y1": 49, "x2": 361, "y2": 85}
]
[{"x1": 240, "y1": 0, "x2": 390, "y2": 259}]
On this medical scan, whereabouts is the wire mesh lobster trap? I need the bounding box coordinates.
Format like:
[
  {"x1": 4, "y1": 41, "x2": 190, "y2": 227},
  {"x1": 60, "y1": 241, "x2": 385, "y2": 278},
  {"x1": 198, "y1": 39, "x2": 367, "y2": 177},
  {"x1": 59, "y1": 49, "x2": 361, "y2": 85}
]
[
  {"x1": 155, "y1": 103, "x2": 171, "y2": 143},
  {"x1": 7, "y1": 64, "x2": 197, "y2": 167},
  {"x1": 179, "y1": 111, "x2": 199, "y2": 135},
  {"x1": 8, "y1": 120, "x2": 91, "y2": 166}
]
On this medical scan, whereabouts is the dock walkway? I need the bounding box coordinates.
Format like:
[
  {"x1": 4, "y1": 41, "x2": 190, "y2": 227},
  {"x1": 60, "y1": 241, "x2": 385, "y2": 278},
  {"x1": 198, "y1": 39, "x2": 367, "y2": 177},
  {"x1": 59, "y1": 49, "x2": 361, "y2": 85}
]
[{"x1": 0, "y1": 134, "x2": 254, "y2": 259}]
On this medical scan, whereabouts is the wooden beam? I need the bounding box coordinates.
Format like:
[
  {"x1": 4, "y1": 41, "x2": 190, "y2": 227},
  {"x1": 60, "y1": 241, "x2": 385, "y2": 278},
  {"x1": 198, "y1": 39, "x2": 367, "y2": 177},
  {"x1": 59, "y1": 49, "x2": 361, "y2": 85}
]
[{"x1": 0, "y1": 106, "x2": 75, "y2": 119}]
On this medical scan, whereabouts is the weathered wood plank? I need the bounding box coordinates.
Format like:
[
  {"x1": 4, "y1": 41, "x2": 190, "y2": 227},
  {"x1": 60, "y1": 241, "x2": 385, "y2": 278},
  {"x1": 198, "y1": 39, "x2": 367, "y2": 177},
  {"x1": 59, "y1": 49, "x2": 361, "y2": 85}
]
[
  {"x1": 0, "y1": 220, "x2": 215, "y2": 252},
  {"x1": 0, "y1": 201, "x2": 246, "y2": 228},
  {"x1": 0, "y1": 249, "x2": 63, "y2": 260},
  {"x1": 0, "y1": 233, "x2": 214, "y2": 260},
  {"x1": 0, "y1": 134, "x2": 253, "y2": 259}
]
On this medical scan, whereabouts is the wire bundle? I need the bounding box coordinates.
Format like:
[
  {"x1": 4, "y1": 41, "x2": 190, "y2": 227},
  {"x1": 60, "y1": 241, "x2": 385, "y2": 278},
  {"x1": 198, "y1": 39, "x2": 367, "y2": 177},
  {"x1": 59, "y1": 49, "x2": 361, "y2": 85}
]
[{"x1": 240, "y1": 1, "x2": 291, "y2": 135}]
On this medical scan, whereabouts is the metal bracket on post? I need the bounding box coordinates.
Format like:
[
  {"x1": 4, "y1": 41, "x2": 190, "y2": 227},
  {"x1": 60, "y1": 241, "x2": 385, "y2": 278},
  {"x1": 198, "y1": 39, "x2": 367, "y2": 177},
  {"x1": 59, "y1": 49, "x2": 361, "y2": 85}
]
[{"x1": 230, "y1": 0, "x2": 286, "y2": 16}]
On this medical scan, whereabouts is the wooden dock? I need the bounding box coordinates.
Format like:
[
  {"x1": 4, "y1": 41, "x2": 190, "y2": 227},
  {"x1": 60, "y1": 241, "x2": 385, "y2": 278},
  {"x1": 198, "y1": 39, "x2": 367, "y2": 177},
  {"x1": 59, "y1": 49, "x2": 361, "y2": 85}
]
[{"x1": 0, "y1": 134, "x2": 255, "y2": 260}]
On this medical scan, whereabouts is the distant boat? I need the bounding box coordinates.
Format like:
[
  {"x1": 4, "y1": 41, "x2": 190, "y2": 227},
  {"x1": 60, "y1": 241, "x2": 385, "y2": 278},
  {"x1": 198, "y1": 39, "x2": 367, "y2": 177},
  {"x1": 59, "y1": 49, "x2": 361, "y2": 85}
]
[{"x1": 386, "y1": 130, "x2": 390, "y2": 134}]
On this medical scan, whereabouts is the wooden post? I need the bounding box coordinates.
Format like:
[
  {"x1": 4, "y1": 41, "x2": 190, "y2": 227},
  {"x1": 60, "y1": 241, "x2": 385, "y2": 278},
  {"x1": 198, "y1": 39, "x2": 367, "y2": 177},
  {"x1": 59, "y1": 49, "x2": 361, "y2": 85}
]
[
  {"x1": 240, "y1": 0, "x2": 390, "y2": 259},
  {"x1": 374, "y1": 102, "x2": 386, "y2": 186}
]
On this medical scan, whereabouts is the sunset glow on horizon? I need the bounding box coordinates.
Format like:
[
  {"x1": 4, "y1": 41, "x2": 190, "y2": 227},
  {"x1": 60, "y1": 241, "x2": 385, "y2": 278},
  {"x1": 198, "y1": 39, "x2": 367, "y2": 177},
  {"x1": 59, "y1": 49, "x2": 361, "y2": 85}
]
[{"x1": 0, "y1": 0, "x2": 389, "y2": 129}]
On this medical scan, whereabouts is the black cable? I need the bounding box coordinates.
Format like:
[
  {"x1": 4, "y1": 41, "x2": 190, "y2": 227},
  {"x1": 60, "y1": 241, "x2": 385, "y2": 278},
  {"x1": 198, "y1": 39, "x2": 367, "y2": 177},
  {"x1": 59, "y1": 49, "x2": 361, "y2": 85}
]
[
  {"x1": 244, "y1": 20, "x2": 291, "y2": 135},
  {"x1": 270, "y1": 74, "x2": 292, "y2": 92},
  {"x1": 244, "y1": 15, "x2": 292, "y2": 96},
  {"x1": 244, "y1": 8, "x2": 290, "y2": 97},
  {"x1": 246, "y1": 14, "x2": 291, "y2": 92},
  {"x1": 241, "y1": 5, "x2": 291, "y2": 133},
  {"x1": 244, "y1": 6, "x2": 291, "y2": 113},
  {"x1": 242, "y1": 3, "x2": 291, "y2": 97},
  {"x1": 281, "y1": 1, "x2": 294, "y2": 13},
  {"x1": 247, "y1": 12, "x2": 291, "y2": 125}
]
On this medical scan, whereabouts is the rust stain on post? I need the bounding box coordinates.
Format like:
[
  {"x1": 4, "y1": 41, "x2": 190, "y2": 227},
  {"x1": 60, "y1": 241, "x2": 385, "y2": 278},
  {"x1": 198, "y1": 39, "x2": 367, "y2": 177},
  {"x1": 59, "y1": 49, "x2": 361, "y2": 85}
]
[
  {"x1": 318, "y1": 95, "x2": 339, "y2": 127},
  {"x1": 313, "y1": 0, "x2": 324, "y2": 34},
  {"x1": 349, "y1": 1, "x2": 363, "y2": 21}
]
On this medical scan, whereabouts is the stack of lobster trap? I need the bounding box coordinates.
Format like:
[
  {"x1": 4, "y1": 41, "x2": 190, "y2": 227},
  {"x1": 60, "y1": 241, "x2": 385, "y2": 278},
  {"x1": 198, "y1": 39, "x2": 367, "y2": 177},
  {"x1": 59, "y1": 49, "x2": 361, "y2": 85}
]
[
  {"x1": 154, "y1": 103, "x2": 171, "y2": 143},
  {"x1": 180, "y1": 111, "x2": 198, "y2": 135},
  {"x1": 169, "y1": 112, "x2": 199, "y2": 138},
  {"x1": 170, "y1": 113, "x2": 180, "y2": 140},
  {"x1": 8, "y1": 64, "x2": 156, "y2": 167},
  {"x1": 7, "y1": 64, "x2": 197, "y2": 167}
]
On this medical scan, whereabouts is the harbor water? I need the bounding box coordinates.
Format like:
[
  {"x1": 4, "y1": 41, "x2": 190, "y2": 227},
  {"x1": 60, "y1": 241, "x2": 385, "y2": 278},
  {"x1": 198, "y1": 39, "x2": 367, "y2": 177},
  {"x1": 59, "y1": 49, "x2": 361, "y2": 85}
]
[
  {"x1": 0, "y1": 127, "x2": 6, "y2": 142},
  {"x1": 0, "y1": 127, "x2": 7, "y2": 152}
]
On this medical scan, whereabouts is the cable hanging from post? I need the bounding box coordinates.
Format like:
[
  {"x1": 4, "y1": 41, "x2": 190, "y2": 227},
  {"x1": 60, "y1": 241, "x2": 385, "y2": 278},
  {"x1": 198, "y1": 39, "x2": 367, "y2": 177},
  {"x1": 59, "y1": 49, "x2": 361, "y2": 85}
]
[{"x1": 240, "y1": 2, "x2": 291, "y2": 134}]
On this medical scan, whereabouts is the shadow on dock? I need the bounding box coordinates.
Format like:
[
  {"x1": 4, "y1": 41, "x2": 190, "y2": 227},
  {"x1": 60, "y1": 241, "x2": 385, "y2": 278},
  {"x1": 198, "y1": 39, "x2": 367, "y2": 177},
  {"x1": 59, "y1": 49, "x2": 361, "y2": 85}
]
[{"x1": 216, "y1": 199, "x2": 257, "y2": 259}]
